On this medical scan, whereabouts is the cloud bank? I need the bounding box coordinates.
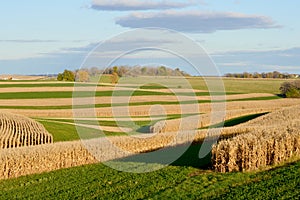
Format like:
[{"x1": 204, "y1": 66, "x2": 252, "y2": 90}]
[
  {"x1": 91, "y1": 0, "x2": 194, "y2": 11},
  {"x1": 116, "y1": 11, "x2": 280, "y2": 33}
]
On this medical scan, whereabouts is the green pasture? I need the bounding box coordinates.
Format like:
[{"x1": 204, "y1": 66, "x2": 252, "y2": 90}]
[{"x1": 0, "y1": 157, "x2": 298, "y2": 199}]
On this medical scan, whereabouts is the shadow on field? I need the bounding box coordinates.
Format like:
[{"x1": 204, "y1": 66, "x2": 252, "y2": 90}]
[
  {"x1": 113, "y1": 112, "x2": 271, "y2": 170},
  {"x1": 114, "y1": 142, "x2": 213, "y2": 169}
]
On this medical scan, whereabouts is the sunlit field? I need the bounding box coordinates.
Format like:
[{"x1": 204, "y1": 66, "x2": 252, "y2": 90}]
[{"x1": 0, "y1": 76, "x2": 299, "y2": 199}]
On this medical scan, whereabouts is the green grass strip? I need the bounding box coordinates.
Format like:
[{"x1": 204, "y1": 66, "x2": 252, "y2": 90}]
[
  {"x1": 0, "y1": 156, "x2": 299, "y2": 199},
  {"x1": 0, "y1": 90, "x2": 173, "y2": 99},
  {"x1": 38, "y1": 120, "x2": 125, "y2": 142}
]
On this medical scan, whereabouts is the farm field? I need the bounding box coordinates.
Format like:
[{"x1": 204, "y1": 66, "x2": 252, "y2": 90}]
[{"x1": 0, "y1": 76, "x2": 299, "y2": 199}]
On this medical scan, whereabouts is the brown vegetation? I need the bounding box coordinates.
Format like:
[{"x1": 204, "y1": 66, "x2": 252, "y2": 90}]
[
  {"x1": 149, "y1": 99, "x2": 300, "y2": 133},
  {"x1": 212, "y1": 105, "x2": 300, "y2": 172},
  {"x1": 0, "y1": 141, "x2": 96, "y2": 179},
  {"x1": 0, "y1": 126, "x2": 251, "y2": 180},
  {"x1": 0, "y1": 112, "x2": 53, "y2": 149},
  {"x1": 5, "y1": 98, "x2": 300, "y2": 118}
]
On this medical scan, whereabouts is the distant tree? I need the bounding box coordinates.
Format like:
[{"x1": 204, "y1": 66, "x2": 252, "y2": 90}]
[
  {"x1": 141, "y1": 67, "x2": 147, "y2": 75},
  {"x1": 117, "y1": 66, "x2": 128, "y2": 77},
  {"x1": 94, "y1": 66, "x2": 190, "y2": 77},
  {"x1": 111, "y1": 66, "x2": 119, "y2": 84},
  {"x1": 57, "y1": 69, "x2": 75, "y2": 82},
  {"x1": 243, "y1": 72, "x2": 250, "y2": 78},
  {"x1": 272, "y1": 71, "x2": 280, "y2": 78},
  {"x1": 75, "y1": 70, "x2": 90, "y2": 82},
  {"x1": 225, "y1": 71, "x2": 299, "y2": 79},
  {"x1": 57, "y1": 73, "x2": 63, "y2": 81},
  {"x1": 253, "y1": 72, "x2": 261, "y2": 78},
  {"x1": 158, "y1": 66, "x2": 167, "y2": 76},
  {"x1": 113, "y1": 66, "x2": 118, "y2": 73},
  {"x1": 174, "y1": 68, "x2": 182, "y2": 76},
  {"x1": 89, "y1": 67, "x2": 100, "y2": 76}
]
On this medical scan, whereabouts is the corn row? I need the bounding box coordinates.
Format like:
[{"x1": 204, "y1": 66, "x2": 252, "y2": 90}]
[{"x1": 0, "y1": 112, "x2": 53, "y2": 148}]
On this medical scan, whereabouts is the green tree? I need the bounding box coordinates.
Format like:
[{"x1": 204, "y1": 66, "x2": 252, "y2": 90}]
[
  {"x1": 57, "y1": 73, "x2": 63, "y2": 81},
  {"x1": 57, "y1": 69, "x2": 75, "y2": 82}
]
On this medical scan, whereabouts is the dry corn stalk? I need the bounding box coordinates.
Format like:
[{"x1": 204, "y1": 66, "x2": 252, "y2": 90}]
[
  {"x1": 212, "y1": 105, "x2": 300, "y2": 172},
  {"x1": 0, "y1": 112, "x2": 53, "y2": 149}
]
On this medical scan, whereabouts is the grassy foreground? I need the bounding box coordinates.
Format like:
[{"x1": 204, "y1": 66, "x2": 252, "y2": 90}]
[{"x1": 0, "y1": 159, "x2": 299, "y2": 199}]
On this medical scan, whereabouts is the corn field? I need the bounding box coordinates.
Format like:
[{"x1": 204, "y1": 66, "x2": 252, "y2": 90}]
[
  {"x1": 0, "y1": 105, "x2": 299, "y2": 179},
  {"x1": 0, "y1": 112, "x2": 53, "y2": 149},
  {"x1": 0, "y1": 125, "x2": 253, "y2": 180},
  {"x1": 212, "y1": 105, "x2": 300, "y2": 172},
  {"x1": 0, "y1": 141, "x2": 96, "y2": 179}
]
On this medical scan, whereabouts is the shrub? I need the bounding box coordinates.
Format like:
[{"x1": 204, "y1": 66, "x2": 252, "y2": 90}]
[{"x1": 280, "y1": 80, "x2": 300, "y2": 98}]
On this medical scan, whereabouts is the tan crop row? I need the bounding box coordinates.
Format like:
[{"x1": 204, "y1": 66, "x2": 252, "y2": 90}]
[
  {"x1": 0, "y1": 93, "x2": 275, "y2": 107},
  {"x1": 0, "y1": 112, "x2": 53, "y2": 149},
  {"x1": 149, "y1": 99, "x2": 300, "y2": 133},
  {"x1": 5, "y1": 98, "x2": 300, "y2": 118}
]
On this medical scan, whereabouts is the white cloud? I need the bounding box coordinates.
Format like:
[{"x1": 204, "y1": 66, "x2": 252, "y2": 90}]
[
  {"x1": 91, "y1": 0, "x2": 195, "y2": 11},
  {"x1": 116, "y1": 11, "x2": 280, "y2": 33}
]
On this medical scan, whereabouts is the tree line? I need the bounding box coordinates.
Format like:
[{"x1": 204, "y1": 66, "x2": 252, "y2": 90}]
[
  {"x1": 225, "y1": 71, "x2": 299, "y2": 79},
  {"x1": 101, "y1": 65, "x2": 190, "y2": 77},
  {"x1": 57, "y1": 66, "x2": 190, "y2": 83}
]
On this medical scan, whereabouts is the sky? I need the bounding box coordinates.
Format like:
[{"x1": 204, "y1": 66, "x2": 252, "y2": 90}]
[{"x1": 0, "y1": 0, "x2": 299, "y2": 75}]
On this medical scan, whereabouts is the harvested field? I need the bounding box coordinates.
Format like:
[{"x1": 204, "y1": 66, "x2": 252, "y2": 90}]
[
  {"x1": 150, "y1": 109, "x2": 269, "y2": 133},
  {"x1": 240, "y1": 105, "x2": 300, "y2": 127},
  {"x1": 149, "y1": 99, "x2": 300, "y2": 133},
  {"x1": 0, "y1": 112, "x2": 53, "y2": 149},
  {"x1": 4, "y1": 98, "x2": 300, "y2": 118},
  {"x1": 0, "y1": 93, "x2": 276, "y2": 107}
]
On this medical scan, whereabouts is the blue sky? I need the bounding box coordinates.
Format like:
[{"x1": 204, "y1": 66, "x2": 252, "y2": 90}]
[{"x1": 0, "y1": 0, "x2": 299, "y2": 75}]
